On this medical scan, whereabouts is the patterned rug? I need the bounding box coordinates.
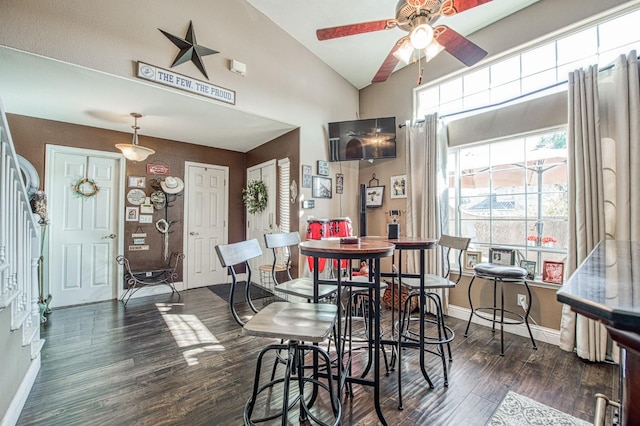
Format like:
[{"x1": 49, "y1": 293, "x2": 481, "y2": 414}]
[{"x1": 488, "y1": 391, "x2": 591, "y2": 426}]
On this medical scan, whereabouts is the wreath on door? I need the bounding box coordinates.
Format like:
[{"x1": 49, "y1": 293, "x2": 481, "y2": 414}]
[{"x1": 242, "y1": 180, "x2": 268, "y2": 214}]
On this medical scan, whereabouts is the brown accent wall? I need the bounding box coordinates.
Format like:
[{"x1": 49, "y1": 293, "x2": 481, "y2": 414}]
[
  {"x1": 8, "y1": 113, "x2": 249, "y2": 278},
  {"x1": 247, "y1": 128, "x2": 301, "y2": 277}
]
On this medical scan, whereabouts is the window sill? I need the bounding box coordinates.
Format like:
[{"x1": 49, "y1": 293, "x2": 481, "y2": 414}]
[{"x1": 455, "y1": 269, "x2": 563, "y2": 290}]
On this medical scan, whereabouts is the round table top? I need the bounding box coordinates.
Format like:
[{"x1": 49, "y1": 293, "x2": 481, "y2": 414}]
[
  {"x1": 299, "y1": 238, "x2": 395, "y2": 259},
  {"x1": 360, "y1": 236, "x2": 437, "y2": 249}
]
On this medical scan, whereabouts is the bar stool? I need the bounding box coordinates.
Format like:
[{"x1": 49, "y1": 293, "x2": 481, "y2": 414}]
[
  {"x1": 398, "y1": 235, "x2": 470, "y2": 386},
  {"x1": 464, "y1": 262, "x2": 538, "y2": 356},
  {"x1": 215, "y1": 239, "x2": 341, "y2": 426}
]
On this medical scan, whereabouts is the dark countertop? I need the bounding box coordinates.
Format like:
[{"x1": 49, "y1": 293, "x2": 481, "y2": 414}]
[{"x1": 556, "y1": 240, "x2": 640, "y2": 331}]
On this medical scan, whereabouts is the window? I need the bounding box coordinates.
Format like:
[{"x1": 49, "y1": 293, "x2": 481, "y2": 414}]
[
  {"x1": 447, "y1": 129, "x2": 568, "y2": 280},
  {"x1": 415, "y1": 7, "x2": 640, "y2": 119}
]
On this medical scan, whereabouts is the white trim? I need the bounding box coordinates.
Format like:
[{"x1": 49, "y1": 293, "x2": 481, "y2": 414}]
[
  {"x1": 1, "y1": 355, "x2": 40, "y2": 426},
  {"x1": 448, "y1": 304, "x2": 560, "y2": 346}
]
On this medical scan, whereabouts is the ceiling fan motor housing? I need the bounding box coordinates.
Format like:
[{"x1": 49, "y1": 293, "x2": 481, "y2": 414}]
[{"x1": 396, "y1": 0, "x2": 441, "y2": 32}]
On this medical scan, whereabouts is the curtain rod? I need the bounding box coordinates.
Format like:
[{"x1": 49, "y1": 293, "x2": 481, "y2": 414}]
[{"x1": 398, "y1": 56, "x2": 626, "y2": 128}]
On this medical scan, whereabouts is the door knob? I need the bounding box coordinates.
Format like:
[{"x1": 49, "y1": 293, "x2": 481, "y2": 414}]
[
  {"x1": 189, "y1": 232, "x2": 199, "y2": 236},
  {"x1": 103, "y1": 234, "x2": 116, "y2": 239}
]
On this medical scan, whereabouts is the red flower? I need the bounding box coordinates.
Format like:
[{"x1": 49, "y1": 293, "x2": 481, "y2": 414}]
[
  {"x1": 527, "y1": 235, "x2": 538, "y2": 242},
  {"x1": 542, "y1": 237, "x2": 557, "y2": 243}
]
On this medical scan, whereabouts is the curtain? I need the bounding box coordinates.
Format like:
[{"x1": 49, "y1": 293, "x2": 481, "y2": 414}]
[
  {"x1": 405, "y1": 114, "x2": 449, "y2": 311},
  {"x1": 560, "y1": 51, "x2": 640, "y2": 362}
]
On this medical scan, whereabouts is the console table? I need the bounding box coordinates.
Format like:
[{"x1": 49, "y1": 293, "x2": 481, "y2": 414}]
[{"x1": 556, "y1": 240, "x2": 639, "y2": 425}]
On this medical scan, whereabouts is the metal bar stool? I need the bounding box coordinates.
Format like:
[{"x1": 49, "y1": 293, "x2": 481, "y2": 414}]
[
  {"x1": 215, "y1": 239, "x2": 341, "y2": 426},
  {"x1": 464, "y1": 262, "x2": 538, "y2": 356}
]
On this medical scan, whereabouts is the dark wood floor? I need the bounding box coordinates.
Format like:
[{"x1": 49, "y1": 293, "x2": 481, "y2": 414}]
[{"x1": 18, "y1": 287, "x2": 619, "y2": 425}]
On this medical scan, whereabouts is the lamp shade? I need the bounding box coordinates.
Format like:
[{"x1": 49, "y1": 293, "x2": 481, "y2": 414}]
[{"x1": 115, "y1": 143, "x2": 155, "y2": 162}]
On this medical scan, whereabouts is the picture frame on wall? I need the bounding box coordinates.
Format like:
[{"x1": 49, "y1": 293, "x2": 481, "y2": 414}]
[
  {"x1": 125, "y1": 206, "x2": 139, "y2": 222},
  {"x1": 489, "y1": 247, "x2": 515, "y2": 265},
  {"x1": 464, "y1": 250, "x2": 482, "y2": 271},
  {"x1": 128, "y1": 176, "x2": 146, "y2": 188},
  {"x1": 520, "y1": 260, "x2": 537, "y2": 280},
  {"x1": 312, "y1": 176, "x2": 332, "y2": 199},
  {"x1": 542, "y1": 260, "x2": 565, "y2": 284},
  {"x1": 336, "y1": 173, "x2": 344, "y2": 194},
  {"x1": 390, "y1": 174, "x2": 407, "y2": 199},
  {"x1": 302, "y1": 164, "x2": 312, "y2": 188},
  {"x1": 365, "y1": 186, "x2": 385, "y2": 208},
  {"x1": 317, "y1": 160, "x2": 329, "y2": 176}
]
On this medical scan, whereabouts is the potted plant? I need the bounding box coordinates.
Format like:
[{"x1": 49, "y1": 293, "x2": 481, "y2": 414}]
[
  {"x1": 542, "y1": 236, "x2": 557, "y2": 247},
  {"x1": 527, "y1": 235, "x2": 539, "y2": 246}
]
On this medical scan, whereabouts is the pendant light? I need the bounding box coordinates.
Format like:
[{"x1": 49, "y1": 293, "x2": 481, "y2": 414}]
[{"x1": 116, "y1": 113, "x2": 155, "y2": 162}]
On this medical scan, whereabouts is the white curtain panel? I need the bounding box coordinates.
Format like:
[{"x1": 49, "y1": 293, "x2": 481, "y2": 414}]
[
  {"x1": 405, "y1": 114, "x2": 449, "y2": 311},
  {"x1": 560, "y1": 51, "x2": 640, "y2": 362}
]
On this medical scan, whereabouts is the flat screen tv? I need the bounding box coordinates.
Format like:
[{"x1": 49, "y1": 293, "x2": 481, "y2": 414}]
[{"x1": 328, "y1": 116, "x2": 396, "y2": 162}]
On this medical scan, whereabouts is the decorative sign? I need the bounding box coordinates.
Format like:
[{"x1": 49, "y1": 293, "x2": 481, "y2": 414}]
[
  {"x1": 147, "y1": 164, "x2": 171, "y2": 175},
  {"x1": 133, "y1": 238, "x2": 146, "y2": 245},
  {"x1": 139, "y1": 214, "x2": 153, "y2": 224},
  {"x1": 137, "y1": 62, "x2": 235, "y2": 105},
  {"x1": 129, "y1": 245, "x2": 150, "y2": 251},
  {"x1": 132, "y1": 233, "x2": 147, "y2": 238}
]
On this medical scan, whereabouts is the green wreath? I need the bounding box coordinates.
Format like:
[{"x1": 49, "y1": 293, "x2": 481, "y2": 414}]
[
  {"x1": 73, "y1": 178, "x2": 100, "y2": 198},
  {"x1": 242, "y1": 180, "x2": 268, "y2": 214}
]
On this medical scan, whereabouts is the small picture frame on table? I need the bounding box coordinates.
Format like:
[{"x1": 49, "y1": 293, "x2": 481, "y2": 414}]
[
  {"x1": 542, "y1": 260, "x2": 565, "y2": 284},
  {"x1": 489, "y1": 247, "x2": 515, "y2": 265},
  {"x1": 464, "y1": 250, "x2": 482, "y2": 271},
  {"x1": 128, "y1": 176, "x2": 146, "y2": 188},
  {"x1": 365, "y1": 186, "x2": 385, "y2": 208},
  {"x1": 520, "y1": 260, "x2": 537, "y2": 280},
  {"x1": 336, "y1": 173, "x2": 344, "y2": 194}
]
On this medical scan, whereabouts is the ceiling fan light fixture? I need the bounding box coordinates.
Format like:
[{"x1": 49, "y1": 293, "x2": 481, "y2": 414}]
[
  {"x1": 409, "y1": 18, "x2": 433, "y2": 50},
  {"x1": 423, "y1": 40, "x2": 444, "y2": 62},
  {"x1": 115, "y1": 113, "x2": 155, "y2": 162},
  {"x1": 393, "y1": 39, "x2": 414, "y2": 64}
]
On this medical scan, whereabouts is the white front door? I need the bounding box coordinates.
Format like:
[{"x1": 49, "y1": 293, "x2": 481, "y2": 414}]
[
  {"x1": 184, "y1": 162, "x2": 228, "y2": 288},
  {"x1": 246, "y1": 160, "x2": 277, "y2": 274},
  {"x1": 46, "y1": 146, "x2": 123, "y2": 307}
]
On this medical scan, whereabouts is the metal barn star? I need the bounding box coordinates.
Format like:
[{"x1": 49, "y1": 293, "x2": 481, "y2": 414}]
[{"x1": 159, "y1": 21, "x2": 218, "y2": 79}]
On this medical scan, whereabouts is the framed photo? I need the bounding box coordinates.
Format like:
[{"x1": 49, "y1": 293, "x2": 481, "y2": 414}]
[
  {"x1": 317, "y1": 160, "x2": 329, "y2": 176},
  {"x1": 542, "y1": 260, "x2": 565, "y2": 284},
  {"x1": 128, "y1": 176, "x2": 146, "y2": 188},
  {"x1": 302, "y1": 164, "x2": 312, "y2": 188},
  {"x1": 312, "y1": 176, "x2": 332, "y2": 199},
  {"x1": 489, "y1": 247, "x2": 515, "y2": 265},
  {"x1": 365, "y1": 186, "x2": 385, "y2": 208},
  {"x1": 390, "y1": 174, "x2": 407, "y2": 199},
  {"x1": 520, "y1": 260, "x2": 537, "y2": 280},
  {"x1": 302, "y1": 199, "x2": 315, "y2": 209},
  {"x1": 125, "y1": 206, "x2": 139, "y2": 222},
  {"x1": 464, "y1": 250, "x2": 482, "y2": 271},
  {"x1": 336, "y1": 173, "x2": 344, "y2": 194},
  {"x1": 139, "y1": 214, "x2": 153, "y2": 224}
]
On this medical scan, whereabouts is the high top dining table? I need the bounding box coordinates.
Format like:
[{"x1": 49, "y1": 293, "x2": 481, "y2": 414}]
[
  {"x1": 361, "y1": 236, "x2": 438, "y2": 409},
  {"x1": 299, "y1": 238, "x2": 395, "y2": 425}
]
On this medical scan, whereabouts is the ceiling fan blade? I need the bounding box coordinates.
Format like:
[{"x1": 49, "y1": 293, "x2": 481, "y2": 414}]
[
  {"x1": 440, "y1": 0, "x2": 492, "y2": 16},
  {"x1": 371, "y1": 40, "x2": 404, "y2": 83},
  {"x1": 316, "y1": 19, "x2": 393, "y2": 41},
  {"x1": 434, "y1": 25, "x2": 487, "y2": 66}
]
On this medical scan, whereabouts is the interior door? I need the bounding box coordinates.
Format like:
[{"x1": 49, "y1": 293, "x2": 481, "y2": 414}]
[
  {"x1": 246, "y1": 160, "x2": 277, "y2": 274},
  {"x1": 185, "y1": 162, "x2": 228, "y2": 288},
  {"x1": 46, "y1": 146, "x2": 122, "y2": 307}
]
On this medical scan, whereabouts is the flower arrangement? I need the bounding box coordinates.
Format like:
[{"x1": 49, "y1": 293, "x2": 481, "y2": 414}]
[
  {"x1": 242, "y1": 180, "x2": 268, "y2": 214},
  {"x1": 527, "y1": 235, "x2": 538, "y2": 246},
  {"x1": 542, "y1": 236, "x2": 557, "y2": 247}
]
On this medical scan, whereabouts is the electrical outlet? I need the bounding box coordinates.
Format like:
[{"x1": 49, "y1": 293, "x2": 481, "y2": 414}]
[{"x1": 517, "y1": 294, "x2": 527, "y2": 308}]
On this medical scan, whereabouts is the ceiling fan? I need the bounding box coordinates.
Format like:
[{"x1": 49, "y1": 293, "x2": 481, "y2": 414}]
[{"x1": 316, "y1": 0, "x2": 492, "y2": 83}]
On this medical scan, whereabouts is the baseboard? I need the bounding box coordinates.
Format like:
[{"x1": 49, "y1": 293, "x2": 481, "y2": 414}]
[
  {"x1": 447, "y1": 304, "x2": 560, "y2": 346},
  {"x1": 1, "y1": 355, "x2": 40, "y2": 426},
  {"x1": 118, "y1": 281, "x2": 185, "y2": 301}
]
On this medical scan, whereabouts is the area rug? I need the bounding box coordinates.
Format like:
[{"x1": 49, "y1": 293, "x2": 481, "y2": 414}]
[
  {"x1": 487, "y1": 391, "x2": 591, "y2": 426},
  {"x1": 207, "y1": 282, "x2": 276, "y2": 304}
]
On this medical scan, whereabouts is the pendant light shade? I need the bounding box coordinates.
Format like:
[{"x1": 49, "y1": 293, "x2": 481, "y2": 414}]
[{"x1": 116, "y1": 113, "x2": 155, "y2": 162}]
